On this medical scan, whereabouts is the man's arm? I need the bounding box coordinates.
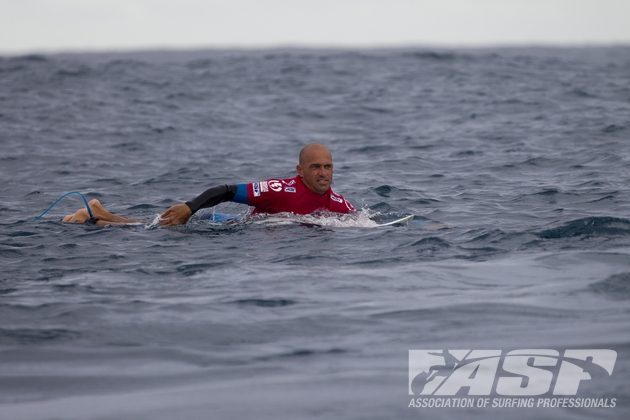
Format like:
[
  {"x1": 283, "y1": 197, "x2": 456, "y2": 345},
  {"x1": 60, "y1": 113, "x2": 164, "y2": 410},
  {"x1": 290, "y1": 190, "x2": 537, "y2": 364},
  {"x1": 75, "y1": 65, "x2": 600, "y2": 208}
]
[{"x1": 159, "y1": 184, "x2": 239, "y2": 226}]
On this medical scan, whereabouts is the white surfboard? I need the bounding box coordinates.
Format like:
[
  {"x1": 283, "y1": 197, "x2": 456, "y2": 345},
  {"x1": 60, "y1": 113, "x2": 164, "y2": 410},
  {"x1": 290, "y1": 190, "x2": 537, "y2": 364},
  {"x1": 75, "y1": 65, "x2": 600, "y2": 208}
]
[
  {"x1": 374, "y1": 214, "x2": 414, "y2": 227},
  {"x1": 199, "y1": 212, "x2": 415, "y2": 228}
]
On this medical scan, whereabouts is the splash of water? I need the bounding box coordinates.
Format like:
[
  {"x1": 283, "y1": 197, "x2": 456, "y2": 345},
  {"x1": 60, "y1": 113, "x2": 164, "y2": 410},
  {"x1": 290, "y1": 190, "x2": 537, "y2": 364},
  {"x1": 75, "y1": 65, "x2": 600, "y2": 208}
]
[{"x1": 248, "y1": 208, "x2": 383, "y2": 228}]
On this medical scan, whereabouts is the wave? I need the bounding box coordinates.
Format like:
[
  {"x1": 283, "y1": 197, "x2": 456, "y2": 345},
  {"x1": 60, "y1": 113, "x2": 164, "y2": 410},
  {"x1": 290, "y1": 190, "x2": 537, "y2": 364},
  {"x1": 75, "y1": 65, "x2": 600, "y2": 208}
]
[
  {"x1": 255, "y1": 347, "x2": 346, "y2": 361},
  {"x1": 230, "y1": 298, "x2": 297, "y2": 307},
  {"x1": 537, "y1": 217, "x2": 630, "y2": 239},
  {"x1": 401, "y1": 51, "x2": 459, "y2": 61},
  {"x1": 401, "y1": 237, "x2": 452, "y2": 252},
  {"x1": 0, "y1": 327, "x2": 79, "y2": 345},
  {"x1": 602, "y1": 123, "x2": 626, "y2": 133},
  {"x1": 372, "y1": 302, "x2": 576, "y2": 321},
  {"x1": 589, "y1": 273, "x2": 630, "y2": 300}
]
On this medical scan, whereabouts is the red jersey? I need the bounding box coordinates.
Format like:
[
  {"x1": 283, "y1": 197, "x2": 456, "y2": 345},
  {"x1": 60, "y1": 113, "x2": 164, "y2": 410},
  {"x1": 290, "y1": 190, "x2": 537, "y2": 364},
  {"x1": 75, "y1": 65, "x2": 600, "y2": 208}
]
[{"x1": 244, "y1": 176, "x2": 354, "y2": 215}]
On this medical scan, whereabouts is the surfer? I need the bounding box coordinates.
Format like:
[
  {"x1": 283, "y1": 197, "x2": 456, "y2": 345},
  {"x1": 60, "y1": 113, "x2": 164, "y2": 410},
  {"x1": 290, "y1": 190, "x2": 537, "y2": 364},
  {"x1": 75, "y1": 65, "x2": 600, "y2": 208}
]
[{"x1": 62, "y1": 143, "x2": 355, "y2": 226}]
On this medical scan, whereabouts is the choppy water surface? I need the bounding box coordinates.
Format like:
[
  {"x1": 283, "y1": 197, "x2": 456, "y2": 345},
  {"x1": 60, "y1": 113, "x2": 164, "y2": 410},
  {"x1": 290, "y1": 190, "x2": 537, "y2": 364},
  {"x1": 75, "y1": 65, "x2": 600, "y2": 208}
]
[{"x1": 1, "y1": 47, "x2": 630, "y2": 419}]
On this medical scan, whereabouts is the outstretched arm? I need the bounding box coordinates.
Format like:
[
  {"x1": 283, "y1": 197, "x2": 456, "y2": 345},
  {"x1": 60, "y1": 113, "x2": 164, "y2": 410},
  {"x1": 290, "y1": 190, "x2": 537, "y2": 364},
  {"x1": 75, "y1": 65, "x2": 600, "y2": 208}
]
[{"x1": 159, "y1": 184, "x2": 239, "y2": 226}]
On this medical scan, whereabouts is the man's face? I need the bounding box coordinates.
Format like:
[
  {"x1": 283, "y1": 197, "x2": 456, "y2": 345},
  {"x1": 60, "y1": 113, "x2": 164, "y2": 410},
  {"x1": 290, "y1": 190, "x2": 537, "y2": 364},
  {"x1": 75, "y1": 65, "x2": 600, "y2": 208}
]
[{"x1": 297, "y1": 147, "x2": 334, "y2": 195}]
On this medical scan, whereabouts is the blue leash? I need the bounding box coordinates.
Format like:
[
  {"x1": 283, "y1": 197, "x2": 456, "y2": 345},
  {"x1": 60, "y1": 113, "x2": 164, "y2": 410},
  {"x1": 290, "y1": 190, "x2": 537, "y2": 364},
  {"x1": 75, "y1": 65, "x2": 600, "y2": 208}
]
[{"x1": 34, "y1": 191, "x2": 96, "y2": 222}]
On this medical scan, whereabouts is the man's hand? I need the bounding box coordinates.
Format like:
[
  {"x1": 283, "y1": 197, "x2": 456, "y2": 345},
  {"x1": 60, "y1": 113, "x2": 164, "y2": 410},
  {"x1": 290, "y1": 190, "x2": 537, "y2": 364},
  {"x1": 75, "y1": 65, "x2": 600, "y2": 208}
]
[{"x1": 159, "y1": 203, "x2": 192, "y2": 226}]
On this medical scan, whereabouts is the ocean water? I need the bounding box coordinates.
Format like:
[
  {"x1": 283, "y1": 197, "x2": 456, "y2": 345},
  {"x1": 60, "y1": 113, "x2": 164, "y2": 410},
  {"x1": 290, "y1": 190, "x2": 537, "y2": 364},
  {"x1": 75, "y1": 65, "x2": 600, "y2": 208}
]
[{"x1": 1, "y1": 46, "x2": 630, "y2": 419}]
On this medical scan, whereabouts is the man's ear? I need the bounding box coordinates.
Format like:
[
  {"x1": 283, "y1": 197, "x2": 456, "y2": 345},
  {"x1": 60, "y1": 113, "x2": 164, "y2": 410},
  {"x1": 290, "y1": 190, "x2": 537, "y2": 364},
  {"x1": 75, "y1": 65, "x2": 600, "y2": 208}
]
[{"x1": 296, "y1": 164, "x2": 303, "y2": 177}]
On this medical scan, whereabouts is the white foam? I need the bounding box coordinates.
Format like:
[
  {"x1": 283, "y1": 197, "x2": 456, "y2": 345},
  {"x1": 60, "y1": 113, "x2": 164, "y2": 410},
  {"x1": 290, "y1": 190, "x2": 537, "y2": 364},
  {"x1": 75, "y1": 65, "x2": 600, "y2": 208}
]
[
  {"x1": 144, "y1": 214, "x2": 162, "y2": 230},
  {"x1": 249, "y1": 209, "x2": 382, "y2": 228}
]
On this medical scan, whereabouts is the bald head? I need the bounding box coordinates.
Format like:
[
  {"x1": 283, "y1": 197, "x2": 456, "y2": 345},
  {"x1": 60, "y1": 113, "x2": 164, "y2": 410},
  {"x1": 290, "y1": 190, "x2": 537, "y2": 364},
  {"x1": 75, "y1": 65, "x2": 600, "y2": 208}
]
[
  {"x1": 296, "y1": 143, "x2": 334, "y2": 194},
  {"x1": 299, "y1": 143, "x2": 332, "y2": 165}
]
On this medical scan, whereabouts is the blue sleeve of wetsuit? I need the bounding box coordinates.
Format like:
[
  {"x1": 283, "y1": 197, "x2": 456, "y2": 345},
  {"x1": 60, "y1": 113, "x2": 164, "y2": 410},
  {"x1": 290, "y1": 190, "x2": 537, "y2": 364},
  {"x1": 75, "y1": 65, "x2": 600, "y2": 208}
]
[
  {"x1": 232, "y1": 184, "x2": 250, "y2": 204},
  {"x1": 184, "y1": 184, "x2": 251, "y2": 215}
]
